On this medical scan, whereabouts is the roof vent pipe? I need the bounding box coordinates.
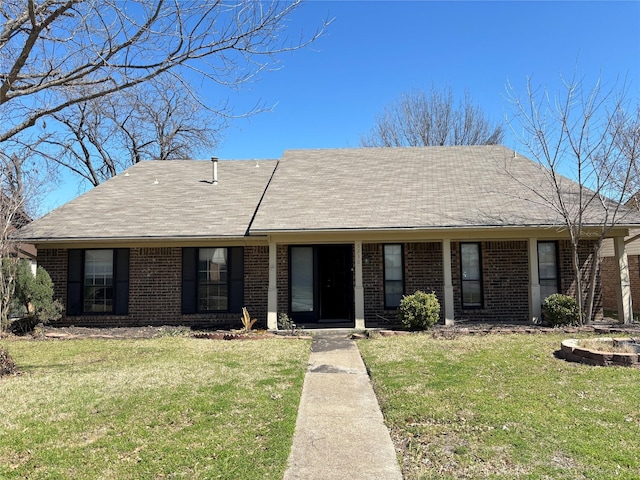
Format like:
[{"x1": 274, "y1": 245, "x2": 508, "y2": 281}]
[{"x1": 211, "y1": 157, "x2": 218, "y2": 184}]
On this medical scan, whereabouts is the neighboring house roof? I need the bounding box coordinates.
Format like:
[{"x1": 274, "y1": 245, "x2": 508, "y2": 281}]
[
  {"x1": 1, "y1": 192, "x2": 32, "y2": 229},
  {"x1": 17, "y1": 146, "x2": 640, "y2": 243},
  {"x1": 18, "y1": 160, "x2": 278, "y2": 241},
  {"x1": 2, "y1": 192, "x2": 37, "y2": 258}
]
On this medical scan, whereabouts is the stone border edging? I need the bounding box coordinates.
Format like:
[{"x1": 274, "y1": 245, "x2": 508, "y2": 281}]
[{"x1": 559, "y1": 338, "x2": 640, "y2": 368}]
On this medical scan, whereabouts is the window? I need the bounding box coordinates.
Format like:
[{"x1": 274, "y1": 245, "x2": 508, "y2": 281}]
[
  {"x1": 67, "y1": 249, "x2": 129, "y2": 316},
  {"x1": 291, "y1": 247, "x2": 314, "y2": 312},
  {"x1": 198, "y1": 248, "x2": 228, "y2": 311},
  {"x1": 84, "y1": 250, "x2": 114, "y2": 313},
  {"x1": 538, "y1": 241, "x2": 559, "y2": 301},
  {"x1": 461, "y1": 243, "x2": 482, "y2": 308},
  {"x1": 182, "y1": 247, "x2": 243, "y2": 314},
  {"x1": 384, "y1": 244, "x2": 404, "y2": 308}
]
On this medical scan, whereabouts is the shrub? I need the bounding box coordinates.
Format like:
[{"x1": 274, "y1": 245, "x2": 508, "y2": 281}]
[
  {"x1": 542, "y1": 293, "x2": 580, "y2": 326},
  {"x1": 278, "y1": 313, "x2": 295, "y2": 332},
  {"x1": 398, "y1": 291, "x2": 441, "y2": 330},
  {"x1": 13, "y1": 260, "x2": 63, "y2": 327},
  {"x1": 0, "y1": 345, "x2": 18, "y2": 377}
]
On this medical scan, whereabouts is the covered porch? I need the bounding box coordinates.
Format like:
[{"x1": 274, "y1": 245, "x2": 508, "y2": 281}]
[{"x1": 264, "y1": 229, "x2": 634, "y2": 330}]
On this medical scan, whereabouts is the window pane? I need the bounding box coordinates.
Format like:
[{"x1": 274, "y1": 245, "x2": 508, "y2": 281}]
[
  {"x1": 462, "y1": 281, "x2": 482, "y2": 306},
  {"x1": 84, "y1": 250, "x2": 114, "y2": 313},
  {"x1": 291, "y1": 247, "x2": 314, "y2": 312},
  {"x1": 540, "y1": 279, "x2": 558, "y2": 301},
  {"x1": 199, "y1": 248, "x2": 227, "y2": 282},
  {"x1": 385, "y1": 280, "x2": 403, "y2": 308},
  {"x1": 461, "y1": 243, "x2": 482, "y2": 308},
  {"x1": 197, "y1": 248, "x2": 229, "y2": 312},
  {"x1": 538, "y1": 242, "x2": 557, "y2": 281},
  {"x1": 461, "y1": 243, "x2": 480, "y2": 280},
  {"x1": 384, "y1": 245, "x2": 402, "y2": 280},
  {"x1": 384, "y1": 245, "x2": 403, "y2": 308},
  {"x1": 198, "y1": 284, "x2": 228, "y2": 311}
]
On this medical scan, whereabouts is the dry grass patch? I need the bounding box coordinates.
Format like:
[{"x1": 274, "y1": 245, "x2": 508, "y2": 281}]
[
  {"x1": 0, "y1": 337, "x2": 310, "y2": 479},
  {"x1": 576, "y1": 338, "x2": 639, "y2": 354}
]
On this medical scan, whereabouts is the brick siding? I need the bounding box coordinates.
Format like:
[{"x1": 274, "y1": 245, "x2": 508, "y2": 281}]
[
  {"x1": 37, "y1": 238, "x2": 605, "y2": 328},
  {"x1": 276, "y1": 244, "x2": 289, "y2": 316},
  {"x1": 38, "y1": 246, "x2": 269, "y2": 329},
  {"x1": 601, "y1": 254, "x2": 640, "y2": 313},
  {"x1": 363, "y1": 242, "x2": 444, "y2": 324},
  {"x1": 558, "y1": 240, "x2": 603, "y2": 321},
  {"x1": 451, "y1": 241, "x2": 530, "y2": 322}
]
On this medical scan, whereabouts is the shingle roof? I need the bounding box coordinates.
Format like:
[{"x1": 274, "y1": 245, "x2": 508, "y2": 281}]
[
  {"x1": 18, "y1": 159, "x2": 277, "y2": 241},
  {"x1": 18, "y1": 146, "x2": 640, "y2": 242},
  {"x1": 250, "y1": 145, "x2": 640, "y2": 232}
]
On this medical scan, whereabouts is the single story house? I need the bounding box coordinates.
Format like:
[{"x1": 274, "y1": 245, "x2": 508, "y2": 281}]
[{"x1": 16, "y1": 145, "x2": 640, "y2": 329}]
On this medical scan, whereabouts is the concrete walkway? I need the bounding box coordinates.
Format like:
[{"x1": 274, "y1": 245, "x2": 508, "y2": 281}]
[{"x1": 283, "y1": 333, "x2": 403, "y2": 480}]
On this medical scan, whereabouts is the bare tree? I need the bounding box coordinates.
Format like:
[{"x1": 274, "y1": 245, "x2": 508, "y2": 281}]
[
  {"x1": 1, "y1": 0, "x2": 325, "y2": 159},
  {"x1": 40, "y1": 75, "x2": 221, "y2": 186},
  {"x1": 1, "y1": 149, "x2": 57, "y2": 331},
  {"x1": 0, "y1": 155, "x2": 27, "y2": 331},
  {"x1": 118, "y1": 77, "x2": 221, "y2": 163},
  {"x1": 507, "y1": 75, "x2": 640, "y2": 324},
  {"x1": 361, "y1": 87, "x2": 504, "y2": 147},
  {"x1": 609, "y1": 104, "x2": 640, "y2": 203}
]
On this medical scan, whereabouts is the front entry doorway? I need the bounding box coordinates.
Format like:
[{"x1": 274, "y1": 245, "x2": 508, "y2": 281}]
[{"x1": 289, "y1": 245, "x2": 354, "y2": 324}]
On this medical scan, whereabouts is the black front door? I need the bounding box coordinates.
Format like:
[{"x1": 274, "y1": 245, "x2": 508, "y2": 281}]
[
  {"x1": 318, "y1": 246, "x2": 353, "y2": 320},
  {"x1": 289, "y1": 245, "x2": 353, "y2": 323}
]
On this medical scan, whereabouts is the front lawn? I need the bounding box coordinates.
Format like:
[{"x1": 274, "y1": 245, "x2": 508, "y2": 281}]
[
  {"x1": 359, "y1": 333, "x2": 640, "y2": 479},
  {"x1": 0, "y1": 337, "x2": 310, "y2": 479}
]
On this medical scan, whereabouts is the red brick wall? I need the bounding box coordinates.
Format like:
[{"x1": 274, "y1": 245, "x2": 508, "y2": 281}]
[
  {"x1": 558, "y1": 240, "x2": 603, "y2": 321},
  {"x1": 277, "y1": 244, "x2": 289, "y2": 316},
  {"x1": 363, "y1": 242, "x2": 443, "y2": 324},
  {"x1": 37, "y1": 246, "x2": 269, "y2": 328},
  {"x1": 451, "y1": 241, "x2": 530, "y2": 322},
  {"x1": 38, "y1": 248, "x2": 67, "y2": 306},
  {"x1": 244, "y1": 245, "x2": 269, "y2": 324},
  {"x1": 601, "y1": 254, "x2": 640, "y2": 313},
  {"x1": 37, "y1": 239, "x2": 605, "y2": 328},
  {"x1": 362, "y1": 243, "x2": 386, "y2": 323}
]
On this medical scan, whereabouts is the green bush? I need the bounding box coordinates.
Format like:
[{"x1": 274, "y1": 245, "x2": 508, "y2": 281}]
[
  {"x1": 13, "y1": 260, "x2": 63, "y2": 326},
  {"x1": 542, "y1": 293, "x2": 580, "y2": 326},
  {"x1": 398, "y1": 291, "x2": 441, "y2": 330}
]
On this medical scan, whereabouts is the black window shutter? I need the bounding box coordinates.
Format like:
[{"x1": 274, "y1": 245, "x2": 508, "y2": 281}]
[
  {"x1": 67, "y1": 249, "x2": 83, "y2": 316},
  {"x1": 229, "y1": 247, "x2": 244, "y2": 313},
  {"x1": 114, "y1": 249, "x2": 129, "y2": 315},
  {"x1": 182, "y1": 248, "x2": 197, "y2": 314}
]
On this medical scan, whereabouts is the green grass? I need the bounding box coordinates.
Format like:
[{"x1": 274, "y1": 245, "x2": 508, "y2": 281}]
[
  {"x1": 358, "y1": 333, "x2": 640, "y2": 479},
  {"x1": 0, "y1": 337, "x2": 310, "y2": 479}
]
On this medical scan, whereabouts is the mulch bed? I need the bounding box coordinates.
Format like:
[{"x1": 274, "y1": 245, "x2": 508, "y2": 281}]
[
  {"x1": 3, "y1": 321, "x2": 639, "y2": 341},
  {"x1": 1, "y1": 325, "x2": 311, "y2": 341}
]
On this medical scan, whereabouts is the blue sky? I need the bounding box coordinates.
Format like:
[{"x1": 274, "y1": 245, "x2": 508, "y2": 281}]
[{"x1": 45, "y1": 0, "x2": 640, "y2": 212}]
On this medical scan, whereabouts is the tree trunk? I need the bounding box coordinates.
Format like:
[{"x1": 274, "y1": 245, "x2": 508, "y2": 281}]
[
  {"x1": 584, "y1": 241, "x2": 602, "y2": 325},
  {"x1": 571, "y1": 243, "x2": 585, "y2": 325}
]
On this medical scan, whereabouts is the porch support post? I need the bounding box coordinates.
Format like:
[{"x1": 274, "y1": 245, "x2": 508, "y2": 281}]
[
  {"x1": 528, "y1": 238, "x2": 542, "y2": 323},
  {"x1": 267, "y1": 241, "x2": 278, "y2": 330},
  {"x1": 354, "y1": 241, "x2": 365, "y2": 330},
  {"x1": 614, "y1": 235, "x2": 633, "y2": 324},
  {"x1": 442, "y1": 239, "x2": 454, "y2": 325}
]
